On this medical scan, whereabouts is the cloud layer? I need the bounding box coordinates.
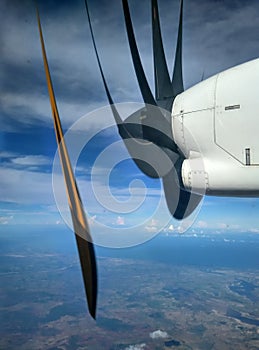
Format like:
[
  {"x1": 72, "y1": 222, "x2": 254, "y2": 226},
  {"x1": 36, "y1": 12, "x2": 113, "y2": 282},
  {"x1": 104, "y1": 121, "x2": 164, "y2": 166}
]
[
  {"x1": 149, "y1": 329, "x2": 169, "y2": 339},
  {"x1": 2, "y1": 0, "x2": 259, "y2": 232}
]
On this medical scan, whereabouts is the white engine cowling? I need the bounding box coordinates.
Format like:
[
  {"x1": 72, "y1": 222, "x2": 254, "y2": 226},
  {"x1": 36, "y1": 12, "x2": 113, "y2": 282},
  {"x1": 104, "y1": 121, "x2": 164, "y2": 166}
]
[{"x1": 172, "y1": 58, "x2": 259, "y2": 196}]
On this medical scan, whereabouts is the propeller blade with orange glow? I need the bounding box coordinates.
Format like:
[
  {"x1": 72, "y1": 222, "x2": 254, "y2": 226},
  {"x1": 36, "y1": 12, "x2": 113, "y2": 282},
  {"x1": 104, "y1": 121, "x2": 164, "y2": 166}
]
[{"x1": 36, "y1": 7, "x2": 97, "y2": 319}]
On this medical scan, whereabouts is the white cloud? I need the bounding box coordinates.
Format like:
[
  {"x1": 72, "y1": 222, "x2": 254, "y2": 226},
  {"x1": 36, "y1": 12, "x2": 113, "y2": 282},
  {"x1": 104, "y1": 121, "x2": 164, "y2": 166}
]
[
  {"x1": 125, "y1": 344, "x2": 146, "y2": 350},
  {"x1": 116, "y1": 216, "x2": 125, "y2": 225},
  {"x1": 0, "y1": 215, "x2": 13, "y2": 225},
  {"x1": 249, "y1": 228, "x2": 259, "y2": 234},
  {"x1": 196, "y1": 220, "x2": 208, "y2": 229},
  {"x1": 163, "y1": 224, "x2": 175, "y2": 234},
  {"x1": 217, "y1": 222, "x2": 228, "y2": 229},
  {"x1": 0, "y1": 156, "x2": 164, "y2": 227},
  {"x1": 149, "y1": 329, "x2": 169, "y2": 339},
  {"x1": 1, "y1": 90, "x2": 105, "y2": 131},
  {"x1": 145, "y1": 219, "x2": 159, "y2": 232},
  {"x1": 215, "y1": 223, "x2": 241, "y2": 231},
  {"x1": 0, "y1": 151, "x2": 18, "y2": 158},
  {"x1": 0, "y1": 166, "x2": 54, "y2": 205},
  {"x1": 89, "y1": 215, "x2": 97, "y2": 223},
  {"x1": 11, "y1": 155, "x2": 52, "y2": 166}
]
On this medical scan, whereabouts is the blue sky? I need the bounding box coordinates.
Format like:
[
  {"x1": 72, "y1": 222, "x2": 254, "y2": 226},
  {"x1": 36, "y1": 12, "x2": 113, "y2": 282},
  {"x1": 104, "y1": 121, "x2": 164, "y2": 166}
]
[{"x1": 1, "y1": 0, "x2": 259, "y2": 242}]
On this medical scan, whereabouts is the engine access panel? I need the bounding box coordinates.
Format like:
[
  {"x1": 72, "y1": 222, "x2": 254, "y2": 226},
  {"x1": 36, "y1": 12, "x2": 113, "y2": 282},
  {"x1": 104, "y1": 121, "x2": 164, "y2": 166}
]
[{"x1": 215, "y1": 59, "x2": 259, "y2": 166}]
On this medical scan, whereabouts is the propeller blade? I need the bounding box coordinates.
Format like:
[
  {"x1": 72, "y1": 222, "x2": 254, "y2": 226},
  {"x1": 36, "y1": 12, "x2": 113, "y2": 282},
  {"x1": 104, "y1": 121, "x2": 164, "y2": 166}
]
[
  {"x1": 122, "y1": 0, "x2": 157, "y2": 107},
  {"x1": 84, "y1": 0, "x2": 141, "y2": 144},
  {"x1": 84, "y1": 0, "x2": 142, "y2": 143},
  {"x1": 172, "y1": 0, "x2": 184, "y2": 95},
  {"x1": 158, "y1": 150, "x2": 202, "y2": 219},
  {"x1": 85, "y1": 1, "x2": 201, "y2": 217},
  {"x1": 36, "y1": 7, "x2": 98, "y2": 319},
  {"x1": 151, "y1": 0, "x2": 175, "y2": 110},
  {"x1": 85, "y1": 0, "x2": 177, "y2": 154},
  {"x1": 85, "y1": 0, "x2": 161, "y2": 179},
  {"x1": 84, "y1": 1, "x2": 118, "y2": 119},
  {"x1": 122, "y1": 0, "x2": 178, "y2": 152},
  {"x1": 162, "y1": 166, "x2": 202, "y2": 220}
]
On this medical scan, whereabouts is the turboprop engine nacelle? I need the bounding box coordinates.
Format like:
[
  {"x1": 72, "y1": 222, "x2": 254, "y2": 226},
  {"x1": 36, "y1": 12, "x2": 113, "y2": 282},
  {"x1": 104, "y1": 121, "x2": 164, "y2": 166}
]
[{"x1": 172, "y1": 59, "x2": 259, "y2": 197}]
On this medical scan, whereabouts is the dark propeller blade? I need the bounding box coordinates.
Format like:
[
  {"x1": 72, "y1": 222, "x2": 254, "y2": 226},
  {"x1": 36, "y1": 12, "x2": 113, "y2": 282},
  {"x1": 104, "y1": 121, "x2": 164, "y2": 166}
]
[
  {"x1": 85, "y1": 0, "x2": 173, "y2": 177},
  {"x1": 151, "y1": 0, "x2": 175, "y2": 110},
  {"x1": 36, "y1": 7, "x2": 98, "y2": 319},
  {"x1": 85, "y1": 0, "x2": 164, "y2": 179},
  {"x1": 162, "y1": 169, "x2": 202, "y2": 220},
  {"x1": 85, "y1": 0, "x2": 201, "y2": 219},
  {"x1": 172, "y1": 0, "x2": 184, "y2": 95},
  {"x1": 84, "y1": 0, "x2": 138, "y2": 143},
  {"x1": 122, "y1": 0, "x2": 178, "y2": 152},
  {"x1": 85, "y1": 0, "x2": 177, "y2": 153},
  {"x1": 159, "y1": 149, "x2": 202, "y2": 219},
  {"x1": 122, "y1": 0, "x2": 157, "y2": 107}
]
